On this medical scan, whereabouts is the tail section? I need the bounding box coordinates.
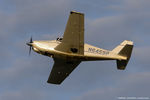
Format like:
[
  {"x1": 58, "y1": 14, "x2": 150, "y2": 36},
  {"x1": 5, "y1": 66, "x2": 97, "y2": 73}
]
[{"x1": 112, "y1": 40, "x2": 133, "y2": 70}]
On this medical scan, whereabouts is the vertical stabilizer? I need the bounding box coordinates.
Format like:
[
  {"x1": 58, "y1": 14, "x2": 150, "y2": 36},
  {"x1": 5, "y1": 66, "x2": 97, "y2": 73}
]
[{"x1": 112, "y1": 40, "x2": 133, "y2": 70}]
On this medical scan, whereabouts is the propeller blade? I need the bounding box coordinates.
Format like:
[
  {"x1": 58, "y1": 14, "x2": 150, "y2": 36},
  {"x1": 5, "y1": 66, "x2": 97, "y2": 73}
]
[
  {"x1": 29, "y1": 45, "x2": 32, "y2": 55},
  {"x1": 27, "y1": 36, "x2": 33, "y2": 56},
  {"x1": 30, "y1": 36, "x2": 33, "y2": 43}
]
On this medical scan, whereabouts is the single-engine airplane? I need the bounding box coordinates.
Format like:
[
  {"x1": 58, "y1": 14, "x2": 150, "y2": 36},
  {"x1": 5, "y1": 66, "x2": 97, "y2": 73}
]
[{"x1": 26, "y1": 11, "x2": 133, "y2": 85}]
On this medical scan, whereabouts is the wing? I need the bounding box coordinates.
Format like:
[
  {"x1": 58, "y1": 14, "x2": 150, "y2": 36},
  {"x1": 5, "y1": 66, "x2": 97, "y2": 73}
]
[
  {"x1": 47, "y1": 58, "x2": 81, "y2": 84},
  {"x1": 55, "y1": 11, "x2": 84, "y2": 54}
]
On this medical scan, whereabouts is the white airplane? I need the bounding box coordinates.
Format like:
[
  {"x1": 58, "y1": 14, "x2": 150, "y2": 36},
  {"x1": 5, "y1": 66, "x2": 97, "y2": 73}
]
[{"x1": 27, "y1": 11, "x2": 133, "y2": 85}]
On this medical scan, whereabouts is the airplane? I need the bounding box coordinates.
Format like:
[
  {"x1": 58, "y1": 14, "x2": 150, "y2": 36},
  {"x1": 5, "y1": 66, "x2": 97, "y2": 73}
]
[{"x1": 26, "y1": 11, "x2": 133, "y2": 85}]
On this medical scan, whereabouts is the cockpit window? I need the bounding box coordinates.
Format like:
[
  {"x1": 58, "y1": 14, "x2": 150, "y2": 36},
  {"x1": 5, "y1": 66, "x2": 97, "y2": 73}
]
[
  {"x1": 56, "y1": 37, "x2": 63, "y2": 42},
  {"x1": 59, "y1": 38, "x2": 62, "y2": 41}
]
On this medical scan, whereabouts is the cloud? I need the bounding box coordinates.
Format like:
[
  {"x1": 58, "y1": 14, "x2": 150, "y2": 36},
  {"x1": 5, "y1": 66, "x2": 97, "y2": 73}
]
[
  {"x1": 0, "y1": 89, "x2": 46, "y2": 100},
  {"x1": 85, "y1": 12, "x2": 150, "y2": 49},
  {"x1": 74, "y1": 72, "x2": 150, "y2": 100},
  {"x1": 133, "y1": 47, "x2": 150, "y2": 70},
  {"x1": 0, "y1": 0, "x2": 72, "y2": 36}
]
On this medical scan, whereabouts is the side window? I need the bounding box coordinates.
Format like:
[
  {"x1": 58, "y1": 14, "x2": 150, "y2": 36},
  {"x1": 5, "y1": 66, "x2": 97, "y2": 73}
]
[{"x1": 56, "y1": 37, "x2": 63, "y2": 42}]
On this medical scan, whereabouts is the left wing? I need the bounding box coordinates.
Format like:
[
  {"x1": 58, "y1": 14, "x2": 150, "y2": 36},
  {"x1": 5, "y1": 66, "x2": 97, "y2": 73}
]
[
  {"x1": 47, "y1": 58, "x2": 81, "y2": 84},
  {"x1": 55, "y1": 11, "x2": 84, "y2": 54}
]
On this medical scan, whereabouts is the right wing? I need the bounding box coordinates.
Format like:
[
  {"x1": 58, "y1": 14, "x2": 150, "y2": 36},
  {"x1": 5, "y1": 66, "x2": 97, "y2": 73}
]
[
  {"x1": 47, "y1": 58, "x2": 81, "y2": 84},
  {"x1": 55, "y1": 11, "x2": 84, "y2": 54}
]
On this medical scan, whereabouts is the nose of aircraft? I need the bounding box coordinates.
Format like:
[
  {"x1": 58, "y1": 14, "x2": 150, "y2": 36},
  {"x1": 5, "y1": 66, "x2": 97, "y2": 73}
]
[
  {"x1": 26, "y1": 36, "x2": 33, "y2": 46},
  {"x1": 26, "y1": 42, "x2": 32, "y2": 46}
]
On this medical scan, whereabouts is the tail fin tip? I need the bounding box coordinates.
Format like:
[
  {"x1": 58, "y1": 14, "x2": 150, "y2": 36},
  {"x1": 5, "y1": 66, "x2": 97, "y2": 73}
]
[{"x1": 113, "y1": 40, "x2": 134, "y2": 70}]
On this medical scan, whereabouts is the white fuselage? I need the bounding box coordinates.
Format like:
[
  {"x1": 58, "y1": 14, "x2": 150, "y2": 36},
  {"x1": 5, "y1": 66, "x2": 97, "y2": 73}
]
[{"x1": 31, "y1": 40, "x2": 126, "y2": 61}]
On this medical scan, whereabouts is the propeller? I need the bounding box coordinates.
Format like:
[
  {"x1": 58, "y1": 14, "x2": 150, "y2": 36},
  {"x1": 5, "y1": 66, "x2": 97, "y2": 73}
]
[{"x1": 26, "y1": 37, "x2": 33, "y2": 55}]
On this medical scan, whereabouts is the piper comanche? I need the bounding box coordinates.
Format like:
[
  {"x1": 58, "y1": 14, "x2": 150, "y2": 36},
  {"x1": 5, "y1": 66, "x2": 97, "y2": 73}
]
[{"x1": 26, "y1": 11, "x2": 133, "y2": 85}]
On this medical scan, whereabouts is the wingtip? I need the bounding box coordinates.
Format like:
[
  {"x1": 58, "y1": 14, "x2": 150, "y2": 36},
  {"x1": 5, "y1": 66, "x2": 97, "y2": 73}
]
[
  {"x1": 70, "y1": 11, "x2": 84, "y2": 15},
  {"x1": 47, "y1": 81, "x2": 61, "y2": 85},
  {"x1": 121, "y1": 40, "x2": 133, "y2": 45}
]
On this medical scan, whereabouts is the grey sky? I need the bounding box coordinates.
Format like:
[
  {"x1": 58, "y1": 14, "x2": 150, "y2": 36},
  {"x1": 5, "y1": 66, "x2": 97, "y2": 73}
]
[{"x1": 0, "y1": 0, "x2": 150, "y2": 100}]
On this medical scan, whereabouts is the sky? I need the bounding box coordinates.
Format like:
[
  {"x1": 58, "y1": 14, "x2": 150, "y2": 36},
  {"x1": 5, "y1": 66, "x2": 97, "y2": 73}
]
[{"x1": 0, "y1": 0, "x2": 150, "y2": 100}]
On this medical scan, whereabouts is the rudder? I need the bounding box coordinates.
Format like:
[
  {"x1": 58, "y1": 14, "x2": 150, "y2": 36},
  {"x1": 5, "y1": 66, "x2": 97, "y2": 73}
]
[{"x1": 112, "y1": 40, "x2": 133, "y2": 70}]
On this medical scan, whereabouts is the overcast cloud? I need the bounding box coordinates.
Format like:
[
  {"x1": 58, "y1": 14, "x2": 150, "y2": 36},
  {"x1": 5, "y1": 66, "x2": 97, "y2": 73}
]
[{"x1": 0, "y1": 0, "x2": 150, "y2": 100}]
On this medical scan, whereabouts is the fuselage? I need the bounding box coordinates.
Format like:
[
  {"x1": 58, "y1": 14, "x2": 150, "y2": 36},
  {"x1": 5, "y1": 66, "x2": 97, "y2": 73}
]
[{"x1": 30, "y1": 40, "x2": 126, "y2": 61}]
